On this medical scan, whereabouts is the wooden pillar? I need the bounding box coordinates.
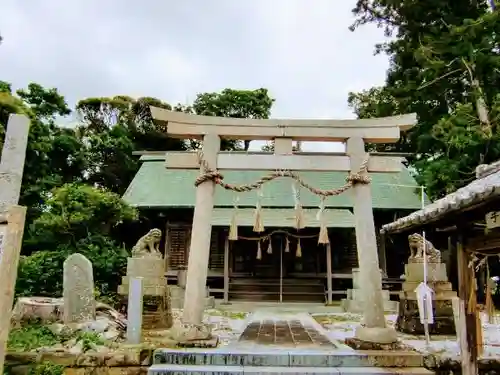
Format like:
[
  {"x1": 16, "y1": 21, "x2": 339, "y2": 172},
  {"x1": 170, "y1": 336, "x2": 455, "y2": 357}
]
[
  {"x1": 346, "y1": 137, "x2": 396, "y2": 343},
  {"x1": 182, "y1": 133, "x2": 221, "y2": 325},
  {"x1": 326, "y1": 243, "x2": 333, "y2": 304},
  {"x1": 0, "y1": 206, "x2": 27, "y2": 375},
  {"x1": 223, "y1": 235, "x2": 230, "y2": 304},
  {"x1": 457, "y1": 238, "x2": 477, "y2": 375}
]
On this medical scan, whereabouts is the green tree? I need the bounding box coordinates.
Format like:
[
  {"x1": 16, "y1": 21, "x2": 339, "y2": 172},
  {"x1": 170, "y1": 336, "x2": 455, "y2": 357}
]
[
  {"x1": 348, "y1": 0, "x2": 500, "y2": 198},
  {"x1": 191, "y1": 88, "x2": 275, "y2": 151},
  {"x1": 18, "y1": 183, "x2": 138, "y2": 297},
  {"x1": 0, "y1": 82, "x2": 87, "y2": 221},
  {"x1": 76, "y1": 95, "x2": 187, "y2": 194}
]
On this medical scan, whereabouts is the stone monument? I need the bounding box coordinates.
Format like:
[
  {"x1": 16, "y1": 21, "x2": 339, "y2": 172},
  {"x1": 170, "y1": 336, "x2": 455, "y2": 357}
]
[
  {"x1": 118, "y1": 228, "x2": 172, "y2": 329},
  {"x1": 396, "y1": 233, "x2": 457, "y2": 335},
  {"x1": 341, "y1": 268, "x2": 398, "y2": 313},
  {"x1": 63, "y1": 253, "x2": 96, "y2": 323}
]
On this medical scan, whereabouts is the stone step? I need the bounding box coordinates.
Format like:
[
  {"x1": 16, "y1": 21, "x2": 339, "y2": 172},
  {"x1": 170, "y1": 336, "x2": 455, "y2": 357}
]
[
  {"x1": 148, "y1": 364, "x2": 433, "y2": 374},
  {"x1": 153, "y1": 349, "x2": 425, "y2": 368}
]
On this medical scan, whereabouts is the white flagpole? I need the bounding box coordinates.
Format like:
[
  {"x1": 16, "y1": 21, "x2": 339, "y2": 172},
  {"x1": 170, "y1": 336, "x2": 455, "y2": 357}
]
[{"x1": 421, "y1": 186, "x2": 431, "y2": 347}]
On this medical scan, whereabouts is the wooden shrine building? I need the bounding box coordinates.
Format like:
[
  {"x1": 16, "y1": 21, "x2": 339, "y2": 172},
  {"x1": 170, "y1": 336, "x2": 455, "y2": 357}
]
[
  {"x1": 123, "y1": 151, "x2": 425, "y2": 303},
  {"x1": 380, "y1": 160, "x2": 500, "y2": 374}
]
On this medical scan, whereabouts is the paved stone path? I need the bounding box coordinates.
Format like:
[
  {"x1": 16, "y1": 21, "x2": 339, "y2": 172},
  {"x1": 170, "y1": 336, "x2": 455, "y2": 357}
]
[{"x1": 238, "y1": 311, "x2": 337, "y2": 348}]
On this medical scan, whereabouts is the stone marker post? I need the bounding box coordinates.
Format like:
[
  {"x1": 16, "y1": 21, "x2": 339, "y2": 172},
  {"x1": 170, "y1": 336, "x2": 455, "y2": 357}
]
[
  {"x1": 0, "y1": 115, "x2": 31, "y2": 212},
  {"x1": 0, "y1": 206, "x2": 27, "y2": 375},
  {"x1": 0, "y1": 114, "x2": 30, "y2": 375},
  {"x1": 182, "y1": 134, "x2": 221, "y2": 325},
  {"x1": 346, "y1": 137, "x2": 397, "y2": 344},
  {"x1": 63, "y1": 253, "x2": 96, "y2": 323},
  {"x1": 126, "y1": 277, "x2": 144, "y2": 344}
]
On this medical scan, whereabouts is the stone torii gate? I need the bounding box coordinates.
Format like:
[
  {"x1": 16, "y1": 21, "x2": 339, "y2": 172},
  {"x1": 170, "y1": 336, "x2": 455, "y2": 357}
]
[{"x1": 151, "y1": 107, "x2": 416, "y2": 344}]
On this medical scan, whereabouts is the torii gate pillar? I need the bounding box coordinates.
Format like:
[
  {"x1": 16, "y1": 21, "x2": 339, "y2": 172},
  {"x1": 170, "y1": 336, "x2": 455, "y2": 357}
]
[
  {"x1": 347, "y1": 137, "x2": 397, "y2": 344},
  {"x1": 182, "y1": 134, "x2": 220, "y2": 325}
]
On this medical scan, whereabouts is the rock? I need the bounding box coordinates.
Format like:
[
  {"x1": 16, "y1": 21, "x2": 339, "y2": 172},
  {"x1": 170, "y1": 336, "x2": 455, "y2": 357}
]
[
  {"x1": 68, "y1": 341, "x2": 84, "y2": 355},
  {"x1": 102, "y1": 328, "x2": 121, "y2": 341},
  {"x1": 11, "y1": 297, "x2": 63, "y2": 324},
  {"x1": 169, "y1": 321, "x2": 211, "y2": 342},
  {"x1": 81, "y1": 317, "x2": 111, "y2": 333},
  {"x1": 46, "y1": 323, "x2": 67, "y2": 336}
]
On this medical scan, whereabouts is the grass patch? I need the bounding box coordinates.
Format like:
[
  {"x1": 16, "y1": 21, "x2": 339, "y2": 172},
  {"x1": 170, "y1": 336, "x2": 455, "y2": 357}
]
[
  {"x1": 8, "y1": 321, "x2": 105, "y2": 353},
  {"x1": 75, "y1": 331, "x2": 104, "y2": 351},
  {"x1": 8, "y1": 323, "x2": 60, "y2": 352},
  {"x1": 207, "y1": 310, "x2": 247, "y2": 320},
  {"x1": 28, "y1": 362, "x2": 65, "y2": 375}
]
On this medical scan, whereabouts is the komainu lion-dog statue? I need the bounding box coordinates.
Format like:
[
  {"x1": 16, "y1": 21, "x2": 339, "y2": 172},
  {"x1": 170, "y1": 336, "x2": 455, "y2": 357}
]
[
  {"x1": 131, "y1": 228, "x2": 162, "y2": 257},
  {"x1": 408, "y1": 233, "x2": 441, "y2": 263}
]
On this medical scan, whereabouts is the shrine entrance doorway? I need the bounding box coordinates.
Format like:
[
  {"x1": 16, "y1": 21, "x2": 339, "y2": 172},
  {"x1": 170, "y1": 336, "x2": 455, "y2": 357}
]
[{"x1": 229, "y1": 228, "x2": 328, "y2": 303}]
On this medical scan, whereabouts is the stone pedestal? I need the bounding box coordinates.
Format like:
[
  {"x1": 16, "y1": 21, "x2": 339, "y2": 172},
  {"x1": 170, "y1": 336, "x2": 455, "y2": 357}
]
[
  {"x1": 118, "y1": 254, "x2": 172, "y2": 329},
  {"x1": 341, "y1": 268, "x2": 398, "y2": 313},
  {"x1": 396, "y1": 261, "x2": 456, "y2": 335}
]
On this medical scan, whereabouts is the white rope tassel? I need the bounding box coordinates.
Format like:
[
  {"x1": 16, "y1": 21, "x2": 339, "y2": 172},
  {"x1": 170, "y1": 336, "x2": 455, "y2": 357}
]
[
  {"x1": 229, "y1": 195, "x2": 239, "y2": 241},
  {"x1": 292, "y1": 182, "x2": 305, "y2": 229},
  {"x1": 253, "y1": 188, "x2": 265, "y2": 232},
  {"x1": 317, "y1": 197, "x2": 329, "y2": 244}
]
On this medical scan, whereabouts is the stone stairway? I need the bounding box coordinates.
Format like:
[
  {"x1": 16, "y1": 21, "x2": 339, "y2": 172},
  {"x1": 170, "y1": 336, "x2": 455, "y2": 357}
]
[
  {"x1": 148, "y1": 348, "x2": 434, "y2": 374},
  {"x1": 229, "y1": 278, "x2": 326, "y2": 302}
]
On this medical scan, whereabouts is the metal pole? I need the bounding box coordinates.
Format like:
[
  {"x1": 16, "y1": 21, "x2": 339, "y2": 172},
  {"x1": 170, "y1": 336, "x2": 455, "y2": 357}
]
[
  {"x1": 421, "y1": 186, "x2": 431, "y2": 347},
  {"x1": 280, "y1": 235, "x2": 283, "y2": 303}
]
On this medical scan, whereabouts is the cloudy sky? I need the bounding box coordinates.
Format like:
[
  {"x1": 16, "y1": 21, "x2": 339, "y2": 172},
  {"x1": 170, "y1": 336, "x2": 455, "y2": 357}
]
[{"x1": 0, "y1": 0, "x2": 391, "y2": 151}]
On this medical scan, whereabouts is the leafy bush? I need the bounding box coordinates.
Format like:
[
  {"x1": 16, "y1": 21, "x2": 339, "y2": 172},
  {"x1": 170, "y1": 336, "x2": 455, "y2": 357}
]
[
  {"x1": 16, "y1": 183, "x2": 137, "y2": 299},
  {"x1": 16, "y1": 237, "x2": 128, "y2": 298}
]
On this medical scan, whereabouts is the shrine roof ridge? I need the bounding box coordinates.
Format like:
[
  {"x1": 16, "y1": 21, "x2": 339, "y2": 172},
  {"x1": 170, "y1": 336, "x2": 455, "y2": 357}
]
[{"x1": 381, "y1": 160, "x2": 500, "y2": 234}]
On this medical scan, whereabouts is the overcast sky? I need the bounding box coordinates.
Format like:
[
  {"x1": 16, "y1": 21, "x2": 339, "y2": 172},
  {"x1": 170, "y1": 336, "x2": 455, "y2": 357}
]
[{"x1": 0, "y1": 0, "x2": 391, "y2": 151}]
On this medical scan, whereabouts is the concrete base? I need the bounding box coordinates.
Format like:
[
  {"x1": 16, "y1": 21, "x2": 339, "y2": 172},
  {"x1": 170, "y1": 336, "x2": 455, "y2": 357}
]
[
  {"x1": 354, "y1": 326, "x2": 398, "y2": 344},
  {"x1": 396, "y1": 298, "x2": 456, "y2": 335}
]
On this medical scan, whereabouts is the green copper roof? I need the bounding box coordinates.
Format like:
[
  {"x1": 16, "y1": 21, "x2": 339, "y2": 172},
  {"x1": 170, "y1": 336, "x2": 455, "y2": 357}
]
[{"x1": 123, "y1": 155, "x2": 426, "y2": 210}]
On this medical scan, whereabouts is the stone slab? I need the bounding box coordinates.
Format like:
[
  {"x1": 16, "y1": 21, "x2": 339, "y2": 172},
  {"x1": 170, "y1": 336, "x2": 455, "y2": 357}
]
[
  {"x1": 238, "y1": 319, "x2": 335, "y2": 347},
  {"x1": 404, "y1": 262, "x2": 447, "y2": 283},
  {"x1": 340, "y1": 299, "x2": 398, "y2": 313},
  {"x1": 126, "y1": 256, "x2": 164, "y2": 277},
  {"x1": 401, "y1": 281, "x2": 452, "y2": 293},
  {"x1": 153, "y1": 348, "x2": 425, "y2": 368},
  {"x1": 148, "y1": 364, "x2": 433, "y2": 374},
  {"x1": 121, "y1": 276, "x2": 166, "y2": 286}
]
